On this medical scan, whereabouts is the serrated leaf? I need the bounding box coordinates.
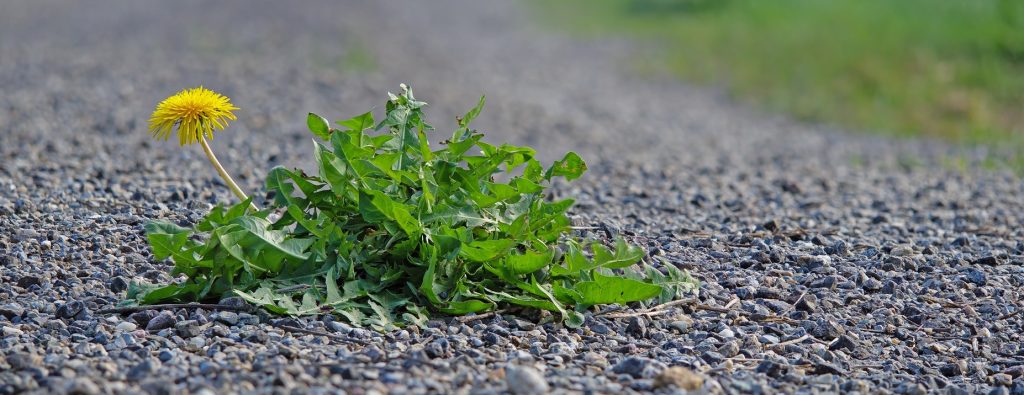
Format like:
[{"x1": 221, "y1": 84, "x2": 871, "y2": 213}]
[
  {"x1": 145, "y1": 221, "x2": 198, "y2": 264},
  {"x1": 573, "y1": 273, "x2": 663, "y2": 305},
  {"x1": 592, "y1": 238, "x2": 645, "y2": 269}
]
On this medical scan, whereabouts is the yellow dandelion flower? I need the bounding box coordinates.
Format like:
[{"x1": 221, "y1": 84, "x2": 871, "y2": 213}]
[
  {"x1": 148, "y1": 86, "x2": 239, "y2": 146},
  {"x1": 147, "y1": 86, "x2": 255, "y2": 211}
]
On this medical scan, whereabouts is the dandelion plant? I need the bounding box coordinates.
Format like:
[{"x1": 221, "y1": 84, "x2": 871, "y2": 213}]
[{"x1": 131, "y1": 84, "x2": 698, "y2": 330}]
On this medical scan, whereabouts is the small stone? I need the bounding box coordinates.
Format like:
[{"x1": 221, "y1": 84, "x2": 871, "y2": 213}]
[
  {"x1": 974, "y1": 256, "x2": 1001, "y2": 266},
  {"x1": 146, "y1": 311, "x2": 176, "y2": 331},
  {"x1": 158, "y1": 350, "x2": 175, "y2": 362},
  {"x1": 0, "y1": 303, "x2": 25, "y2": 319},
  {"x1": 175, "y1": 320, "x2": 202, "y2": 338},
  {"x1": 829, "y1": 334, "x2": 858, "y2": 352},
  {"x1": 199, "y1": 361, "x2": 219, "y2": 375},
  {"x1": 126, "y1": 359, "x2": 159, "y2": 381},
  {"x1": 7, "y1": 352, "x2": 41, "y2": 370},
  {"x1": 582, "y1": 352, "x2": 608, "y2": 368},
  {"x1": 896, "y1": 382, "x2": 927, "y2": 395},
  {"x1": 425, "y1": 338, "x2": 451, "y2": 359},
  {"x1": 362, "y1": 346, "x2": 384, "y2": 362},
  {"x1": 940, "y1": 363, "x2": 963, "y2": 377},
  {"x1": 810, "y1": 276, "x2": 838, "y2": 289},
  {"x1": 108, "y1": 276, "x2": 129, "y2": 293},
  {"x1": 994, "y1": 374, "x2": 1014, "y2": 388},
  {"x1": 625, "y1": 317, "x2": 648, "y2": 338},
  {"x1": 483, "y1": 332, "x2": 504, "y2": 346},
  {"x1": 114, "y1": 322, "x2": 137, "y2": 332},
  {"x1": 129, "y1": 310, "x2": 157, "y2": 327},
  {"x1": 63, "y1": 378, "x2": 101, "y2": 395},
  {"x1": 218, "y1": 297, "x2": 250, "y2": 309},
  {"x1": 742, "y1": 335, "x2": 763, "y2": 352},
  {"x1": 505, "y1": 365, "x2": 548, "y2": 395},
  {"x1": 797, "y1": 255, "x2": 832, "y2": 270},
  {"x1": 653, "y1": 367, "x2": 704, "y2": 390},
  {"x1": 327, "y1": 321, "x2": 352, "y2": 334},
  {"x1": 795, "y1": 294, "x2": 819, "y2": 312},
  {"x1": 755, "y1": 360, "x2": 787, "y2": 378},
  {"x1": 962, "y1": 268, "x2": 987, "y2": 286},
  {"x1": 762, "y1": 299, "x2": 793, "y2": 313},
  {"x1": 111, "y1": 332, "x2": 137, "y2": 349},
  {"x1": 700, "y1": 351, "x2": 724, "y2": 364},
  {"x1": 862, "y1": 278, "x2": 884, "y2": 291},
  {"x1": 810, "y1": 319, "x2": 844, "y2": 340},
  {"x1": 93, "y1": 331, "x2": 110, "y2": 345},
  {"x1": 56, "y1": 301, "x2": 85, "y2": 319},
  {"x1": 16, "y1": 276, "x2": 42, "y2": 289},
  {"x1": 989, "y1": 387, "x2": 1010, "y2": 395},
  {"x1": 718, "y1": 340, "x2": 740, "y2": 358},
  {"x1": 589, "y1": 322, "x2": 612, "y2": 335},
  {"x1": 890, "y1": 245, "x2": 914, "y2": 257},
  {"x1": 669, "y1": 318, "x2": 693, "y2": 333},
  {"x1": 734, "y1": 287, "x2": 756, "y2": 300},
  {"x1": 237, "y1": 313, "x2": 259, "y2": 325},
  {"x1": 612, "y1": 356, "x2": 664, "y2": 379},
  {"x1": 3, "y1": 326, "x2": 24, "y2": 336},
  {"x1": 351, "y1": 328, "x2": 374, "y2": 340},
  {"x1": 214, "y1": 311, "x2": 239, "y2": 326}
]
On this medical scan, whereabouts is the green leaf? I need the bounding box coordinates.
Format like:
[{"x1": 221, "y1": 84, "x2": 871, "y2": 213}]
[
  {"x1": 573, "y1": 273, "x2": 663, "y2": 305},
  {"x1": 443, "y1": 299, "x2": 493, "y2": 314},
  {"x1": 266, "y1": 167, "x2": 304, "y2": 208},
  {"x1": 234, "y1": 286, "x2": 290, "y2": 315},
  {"x1": 513, "y1": 177, "x2": 543, "y2": 194},
  {"x1": 336, "y1": 111, "x2": 375, "y2": 133},
  {"x1": 459, "y1": 239, "x2": 516, "y2": 262},
  {"x1": 359, "y1": 191, "x2": 422, "y2": 237},
  {"x1": 547, "y1": 151, "x2": 587, "y2": 181},
  {"x1": 307, "y1": 112, "x2": 332, "y2": 140},
  {"x1": 523, "y1": 159, "x2": 544, "y2": 183},
  {"x1": 314, "y1": 141, "x2": 350, "y2": 195},
  {"x1": 592, "y1": 238, "x2": 645, "y2": 269},
  {"x1": 458, "y1": 96, "x2": 485, "y2": 128},
  {"x1": 421, "y1": 206, "x2": 492, "y2": 227},
  {"x1": 503, "y1": 250, "x2": 553, "y2": 275},
  {"x1": 145, "y1": 221, "x2": 198, "y2": 264}
]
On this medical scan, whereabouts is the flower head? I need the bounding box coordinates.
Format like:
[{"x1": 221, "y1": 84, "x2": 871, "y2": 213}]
[{"x1": 148, "y1": 87, "x2": 239, "y2": 146}]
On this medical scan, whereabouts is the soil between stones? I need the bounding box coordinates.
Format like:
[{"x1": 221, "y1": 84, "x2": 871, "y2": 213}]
[{"x1": 1, "y1": 1, "x2": 1022, "y2": 394}]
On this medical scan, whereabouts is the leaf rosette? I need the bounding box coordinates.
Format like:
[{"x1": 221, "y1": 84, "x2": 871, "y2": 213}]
[{"x1": 132, "y1": 85, "x2": 698, "y2": 330}]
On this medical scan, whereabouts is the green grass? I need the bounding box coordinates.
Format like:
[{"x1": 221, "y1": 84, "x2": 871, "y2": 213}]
[{"x1": 534, "y1": 0, "x2": 1024, "y2": 166}]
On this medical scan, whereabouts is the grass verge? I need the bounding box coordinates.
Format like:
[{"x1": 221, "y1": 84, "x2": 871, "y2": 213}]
[{"x1": 533, "y1": 0, "x2": 1024, "y2": 169}]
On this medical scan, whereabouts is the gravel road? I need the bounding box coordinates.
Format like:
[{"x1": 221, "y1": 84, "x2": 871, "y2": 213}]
[{"x1": 2, "y1": 1, "x2": 1023, "y2": 394}]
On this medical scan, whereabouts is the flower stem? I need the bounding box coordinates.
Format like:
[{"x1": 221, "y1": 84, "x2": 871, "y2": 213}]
[{"x1": 198, "y1": 137, "x2": 258, "y2": 211}]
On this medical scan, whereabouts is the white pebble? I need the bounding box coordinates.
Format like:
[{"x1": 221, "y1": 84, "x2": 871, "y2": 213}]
[
  {"x1": 2, "y1": 326, "x2": 24, "y2": 336},
  {"x1": 115, "y1": 322, "x2": 137, "y2": 332}
]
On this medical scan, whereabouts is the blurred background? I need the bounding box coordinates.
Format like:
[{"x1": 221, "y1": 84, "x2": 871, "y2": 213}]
[
  {"x1": 1, "y1": 0, "x2": 1021, "y2": 184},
  {"x1": 539, "y1": 0, "x2": 1024, "y2": 168}
]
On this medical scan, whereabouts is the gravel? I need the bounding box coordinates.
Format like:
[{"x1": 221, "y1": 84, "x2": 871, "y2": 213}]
[{"x1": 2, "y1": 0, "x2": 1023, "y2": 394}]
